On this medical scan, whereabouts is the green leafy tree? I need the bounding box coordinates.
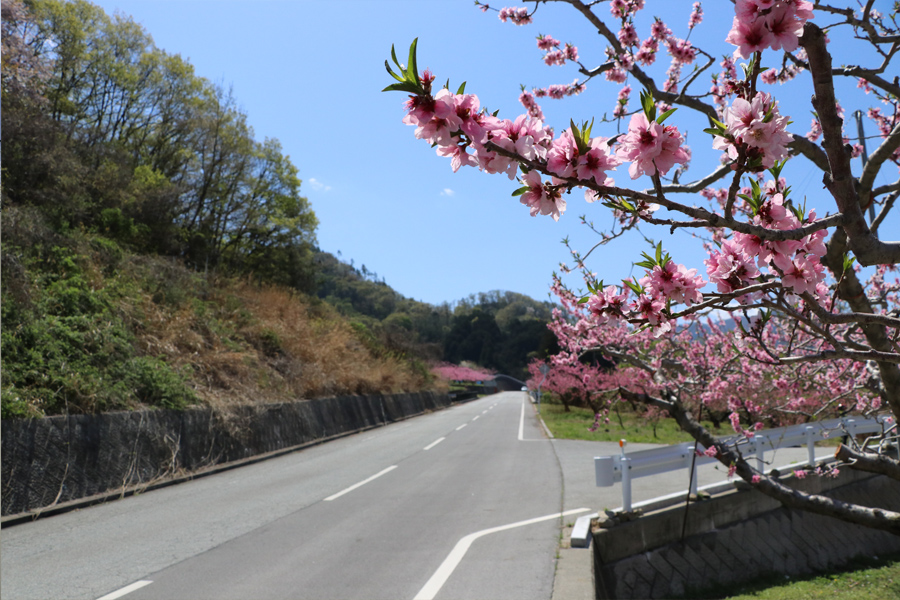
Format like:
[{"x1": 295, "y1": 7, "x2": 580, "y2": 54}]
[{"x1": 4, "y1": 0, "x2": 318, "y2": 287}]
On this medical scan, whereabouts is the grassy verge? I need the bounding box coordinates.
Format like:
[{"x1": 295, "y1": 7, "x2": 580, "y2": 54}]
[
  {"x1": 713, "y1": 552, "x2": 900, "y2": 599},
  {"x1": 537, "y1": 402, "x2": 725, "y2": 445}
]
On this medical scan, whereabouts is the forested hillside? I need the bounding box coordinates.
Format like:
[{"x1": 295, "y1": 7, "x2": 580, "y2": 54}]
[
  {"x1": 0, "y1": 0, "x2": 556, "y2": 419},
  {"x1": 2, "y1": 0, "x2": 318, "y2": 283},
  {"x1": 313, "y1": 251, "x2": 559, "y2": 379}
]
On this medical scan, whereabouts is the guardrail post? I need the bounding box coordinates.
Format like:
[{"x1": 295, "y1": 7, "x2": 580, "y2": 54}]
[
  {"x1": 621, "y1": 456, "x2": 632, "y2": 512},
  {"x1": 806, "y1": 426, "x2": 816, "y2": 466},
  {"x1": 753, "y1": 435, "x2": 765, "y2": 473},
  {"x1": 619, "y1": 439, "x2": 632, "y2": 512},
  {"x1": 687, "y1": 444, "x2": 697, "y2": 496}
]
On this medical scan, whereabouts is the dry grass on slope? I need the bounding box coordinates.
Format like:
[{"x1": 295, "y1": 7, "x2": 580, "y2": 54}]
[
  {"x1": 1, "y1": 212, "x2": 431, "y2": 418},
  {"x1": 134, "y1": 276, "x2": 429, "y2": 409}
]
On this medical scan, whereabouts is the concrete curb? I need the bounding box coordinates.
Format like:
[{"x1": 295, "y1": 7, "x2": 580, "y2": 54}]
[
  {"x1": 538, "y1": 414, "x2": 555, "y2": 439},
  {"x1": 570, "y1": 513, "x2": 598, "y2": 548}
]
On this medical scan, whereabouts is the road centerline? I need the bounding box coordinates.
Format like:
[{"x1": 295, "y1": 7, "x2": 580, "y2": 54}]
[
  {"x1": 518, "y1": 400, "x2": 525, "y2": 440},
  {"x1": 455, "y1": 424, "x2": 467, "y2": 431},
  {"x1": 96, "y1": 580, "x2": 153, "y2": 600},
  {"x1": 412, "y1": 508, "x2": 591, "y2": 600},
  {"x1": 423, "y1": 437, "x2": 445, "y2": 451},
  {"x1": 323, "y1": 466, "x2": 397, "y2": 501}
]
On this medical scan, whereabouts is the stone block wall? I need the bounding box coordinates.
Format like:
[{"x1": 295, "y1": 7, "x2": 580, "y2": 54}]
[
  {"x1": 593, "y1": 470, "x2": 900, "y2": 599},
  {"x1": 1, "y1": 392, "x2": 454, "y2": 517}
]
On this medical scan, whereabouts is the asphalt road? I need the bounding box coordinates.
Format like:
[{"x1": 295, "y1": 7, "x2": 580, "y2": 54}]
[
  {"x1": 2, "y1": 392, "x2": 582, "y2": 600},
  {"x1": 2, "y1": 392, "x2": 817, "y2": 600}
]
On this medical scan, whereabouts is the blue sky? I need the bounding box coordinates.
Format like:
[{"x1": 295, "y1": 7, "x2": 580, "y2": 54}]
[{"x1": 90, "y1": 0, "x2": 897, "y2": 306}]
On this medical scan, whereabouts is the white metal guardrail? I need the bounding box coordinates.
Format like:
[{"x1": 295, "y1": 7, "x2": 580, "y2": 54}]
[{"x1": 595, "y1": 415, "x2": 895, "y2": 512}]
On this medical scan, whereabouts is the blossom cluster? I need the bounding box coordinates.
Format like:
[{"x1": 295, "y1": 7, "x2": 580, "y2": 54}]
[
  {"x1": 611, "y1": 12, "x2": 700, "y2": 101},
  {"x1": 705, "y1": 191, "x2": 828, "y2": 299},
  {"x1": 518, "y1": 89, "x2": 545, "y2": 121},
  {"x1": 584, "y1": 260, "x2": 704, "y2": 336},
  {"x1": 609, "y1": 0, "x2": 644, "y2": 20},
  {"x1": 687, "y1": 2, "x2": 703, "y2": 30},
  {"x1": 534, "y1": 34, "x2": 579, "y2": 68},
  {"x1": 725, "y1": 0, "x2": 815, "y2": 58},
  {"x1": 402, "y1": 83, "x2": 627, "y2": 220},
  {"x1": 640, "y1": 261, "x2": 705, "y2": 307},
  {"x1": 498, "y1": 6, "x2": 531, "y2": 26},
  {"x1": 760, "y1": 60, "x2": 803, "y2": 85},
  {"x1": 547, "y1": 129, "x2": 620, "y2": 185},
  {"x1": 613, "y1": 85, "x2": 632, "y2": 119},
  {"x1": 616, "y1": 112, "x2": 690, "y2": 179},
  {"x1": 542, "y1": 43, "x2": 579, "y2": 66},
  {"x1": 712, "y1": 91, "x2": 792, "y2": 170},
  {"x1": 533, "y1": 79, "x2": 585, "y2": 99}
]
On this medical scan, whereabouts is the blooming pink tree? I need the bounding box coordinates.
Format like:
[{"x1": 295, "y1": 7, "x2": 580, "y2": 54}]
[
  {"x1": 386, "y1": 1, "x2": 900, "y2": 533},
  {"x1": 431, "y1": 362, "x2": 495, "y2": 383},
  {"x1": 527, "y1": 358, "x2": 613, "y2": 414}
]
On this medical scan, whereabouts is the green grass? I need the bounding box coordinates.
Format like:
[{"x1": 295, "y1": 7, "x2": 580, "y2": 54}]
[
  {"x1": 537, "y1": 403, "x2": 725, "y2": 445},
  {"x1": 713, "y1": 553, "x2": 900, "y2": 599}
]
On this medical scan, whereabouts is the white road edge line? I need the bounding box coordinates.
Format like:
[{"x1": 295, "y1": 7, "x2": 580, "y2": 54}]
[
  {"x1": 518, "y1": 398, "x2": 549, "y2": 442},
  {"x1": 323, "y1": 466, "x2": 397, "y2": 501},
  {"x1": 96, "y1": 580, "x2": 153, "y2": 600},
  {"x1": 424, "y1": 437, "x2": 446, "y2": 451},
  {"x1": 413, "y1": 508, "x2": 591, "y2": 600},
  {"x1": 518, "y1": 400, "x2": 525, "y2": 440},
  {"x1": 455, "y1": 424, "x2": 467, "y2": 431}
]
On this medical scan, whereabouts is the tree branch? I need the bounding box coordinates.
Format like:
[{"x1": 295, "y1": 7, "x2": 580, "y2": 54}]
[
  {"x1": 836, "y1": 444, "x2": 900, "y2": 482},
  {"x1": 859, "y1": 122, "x2": 900, "y2": 210},
  {"x1": 560, "y1": 0, "x2": 717, "y2": 120},
  {"x1": 813, "y1": 1, "x2": 900, "y2": 44},
  {"x1": 778, "y1": 348, "x2": 900, "y2": 365},
  {"x1": 801, "y1": 22, "x2": 900, "y2": 266},
  {"x1": 873, "y1": 181, "x2": 900, "y2": 198},
  {"x1": 872, "y1": 189, "x2": 899, "y2": 236},
  {"x1": 788, "y1": 134, "x2": 831, "y2": 172},
  {"x1": 786, "y1": 51, "x2": 900, "y2": 97},
  {"x1": 821, "y1": 229, "x2": 900, "y2": 416},
  {"x1": 483, "y1": 140, "x2": 845, "y2": 243},
  {"x1": 643, "y1": 163, "x2": 733, "y2": 195},
  {"x1": 838, "y1": 66, "x2": 900, "y2": 97}
]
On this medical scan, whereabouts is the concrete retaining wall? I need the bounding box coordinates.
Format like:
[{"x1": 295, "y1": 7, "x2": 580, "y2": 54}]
[
  {"x1": 1, "y1": 391, "x2": 456, "y2": 517},
  {"x1": 592, "y1": 470, "x2": 900, "y2": 599}
]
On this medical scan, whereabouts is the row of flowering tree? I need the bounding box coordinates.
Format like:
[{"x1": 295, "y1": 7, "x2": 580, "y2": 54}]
[
  {"x1": 431, "y1": 362, "x2": 496, "y2": 384},
  {"x1": 386, "y1": 0, "x2": 900, "y2": 533}
]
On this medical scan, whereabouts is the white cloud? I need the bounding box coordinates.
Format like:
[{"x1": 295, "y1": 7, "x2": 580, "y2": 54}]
[
  {"x1": 440, "y1": 188, "x2": 455, "y2": 196},
  {"x1": 308, "y1": 177, "x2": 331, "y2": 192}
]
